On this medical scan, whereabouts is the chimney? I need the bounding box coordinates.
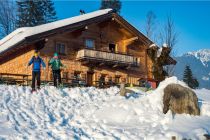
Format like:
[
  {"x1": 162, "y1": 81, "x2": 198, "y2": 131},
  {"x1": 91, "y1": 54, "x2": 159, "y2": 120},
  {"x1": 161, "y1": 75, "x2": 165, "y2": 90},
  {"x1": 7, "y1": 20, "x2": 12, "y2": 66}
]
[{"x1": 79, "y1": 10, "x2": 85, "y2": 15}]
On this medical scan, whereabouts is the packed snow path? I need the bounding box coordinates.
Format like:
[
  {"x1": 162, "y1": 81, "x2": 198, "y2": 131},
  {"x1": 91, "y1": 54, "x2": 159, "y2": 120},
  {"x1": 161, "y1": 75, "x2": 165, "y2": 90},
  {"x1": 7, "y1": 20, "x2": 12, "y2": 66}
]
[{"x1": 0, "y1": 77, "x2": 210, "y2": 139}]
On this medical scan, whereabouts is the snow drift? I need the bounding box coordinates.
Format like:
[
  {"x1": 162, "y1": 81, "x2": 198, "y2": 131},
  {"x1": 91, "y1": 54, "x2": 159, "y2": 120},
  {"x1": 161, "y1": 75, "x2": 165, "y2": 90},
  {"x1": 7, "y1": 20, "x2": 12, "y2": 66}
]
[{"x1": 0, "y1": 77, "x2": 209, "y2": 140}]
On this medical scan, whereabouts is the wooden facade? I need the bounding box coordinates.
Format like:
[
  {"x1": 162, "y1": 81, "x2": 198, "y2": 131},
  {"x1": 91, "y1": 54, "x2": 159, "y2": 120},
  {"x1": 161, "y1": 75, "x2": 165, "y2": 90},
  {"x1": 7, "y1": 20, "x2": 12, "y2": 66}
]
[{"x1": 0, "y1": 10, "x2": 155, "y2": 86}]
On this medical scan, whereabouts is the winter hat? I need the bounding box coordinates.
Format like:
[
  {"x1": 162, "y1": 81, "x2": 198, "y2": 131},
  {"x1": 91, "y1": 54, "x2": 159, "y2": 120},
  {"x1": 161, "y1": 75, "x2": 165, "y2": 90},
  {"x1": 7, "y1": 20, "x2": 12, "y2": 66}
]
[
  {"x1": 54, "y1": 53, "x2": 58, "y2": 57},
  {"x1": 34, "y1": 50, "x2": 39, "y2": 57}
]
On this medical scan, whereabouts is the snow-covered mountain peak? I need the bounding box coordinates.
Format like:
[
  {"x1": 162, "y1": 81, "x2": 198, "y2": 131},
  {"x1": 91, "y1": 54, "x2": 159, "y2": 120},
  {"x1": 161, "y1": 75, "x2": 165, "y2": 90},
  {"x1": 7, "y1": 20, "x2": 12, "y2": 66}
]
[
  {"x1": 174, "y1": 49, "x2": 210, "y2": 89},
  {"x1": 185, "y1": 49, "x2": 210, "y2": 66}
]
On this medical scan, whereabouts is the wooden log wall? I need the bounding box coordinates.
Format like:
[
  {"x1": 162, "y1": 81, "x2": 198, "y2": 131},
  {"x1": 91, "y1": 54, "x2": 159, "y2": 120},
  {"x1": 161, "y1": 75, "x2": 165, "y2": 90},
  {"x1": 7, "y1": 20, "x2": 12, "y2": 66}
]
[{"x1": 0, "y1": 19, "x2": 154, "y2": 86}]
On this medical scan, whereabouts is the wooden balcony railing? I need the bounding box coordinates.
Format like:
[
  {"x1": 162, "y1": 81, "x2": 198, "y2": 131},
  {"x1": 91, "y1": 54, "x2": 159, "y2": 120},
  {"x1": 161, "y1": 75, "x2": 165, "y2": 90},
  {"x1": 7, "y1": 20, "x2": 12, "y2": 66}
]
[{"x1": 76, "y1": 49, "x2": 139, "y2": 67}]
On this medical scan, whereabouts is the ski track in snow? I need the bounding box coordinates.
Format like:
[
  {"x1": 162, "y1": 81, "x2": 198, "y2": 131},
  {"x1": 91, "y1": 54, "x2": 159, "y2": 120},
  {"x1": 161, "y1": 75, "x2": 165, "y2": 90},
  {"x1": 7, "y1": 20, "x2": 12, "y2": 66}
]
[{"x1": 0, "y1": 77, "x2": 210, "y2": 140}]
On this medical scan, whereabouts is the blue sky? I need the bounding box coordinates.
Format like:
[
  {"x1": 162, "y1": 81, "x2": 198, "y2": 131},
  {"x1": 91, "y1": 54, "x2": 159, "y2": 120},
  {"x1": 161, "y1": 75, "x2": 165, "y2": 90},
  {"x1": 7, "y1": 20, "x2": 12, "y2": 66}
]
[{"x1": 54, "y1": 1, "x2": 210, "y2": 56}]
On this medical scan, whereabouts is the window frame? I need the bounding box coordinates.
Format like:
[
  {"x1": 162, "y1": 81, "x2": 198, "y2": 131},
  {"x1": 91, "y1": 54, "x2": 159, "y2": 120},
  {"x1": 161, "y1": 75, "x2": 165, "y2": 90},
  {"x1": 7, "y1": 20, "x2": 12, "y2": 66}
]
[
  {"x1": 55, "y1": 42, "x2": 67, "y2": 55},
  {"x1": 85, "y1": 38, "x2": 95, "y2": 49}
]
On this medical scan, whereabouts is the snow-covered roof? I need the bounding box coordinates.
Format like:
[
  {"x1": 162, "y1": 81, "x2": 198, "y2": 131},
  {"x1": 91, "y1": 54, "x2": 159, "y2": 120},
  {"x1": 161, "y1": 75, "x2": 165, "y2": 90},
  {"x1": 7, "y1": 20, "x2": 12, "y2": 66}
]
[{"x1": 0, "y1": 9, "x2": 113, "y2": 54}]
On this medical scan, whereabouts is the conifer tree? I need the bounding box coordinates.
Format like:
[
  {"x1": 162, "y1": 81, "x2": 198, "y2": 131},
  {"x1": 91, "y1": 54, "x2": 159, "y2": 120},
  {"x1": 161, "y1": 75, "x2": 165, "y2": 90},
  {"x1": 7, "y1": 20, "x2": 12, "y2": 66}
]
[
  {"x1": 42, "y1": 0, "x2": 57, "y2": 23},
  {"x1": 16, "y1": 0, "x2": 57, "y2": 28},
  {"x1": 100, "y1": 0, "x2": 122, "y2": 14},
  {"x1": 0, "y1": 0, "x2": 16, "y2": 38},
  {"x1": 183, "y1": 65, "x2": 199, "y2": 89}
]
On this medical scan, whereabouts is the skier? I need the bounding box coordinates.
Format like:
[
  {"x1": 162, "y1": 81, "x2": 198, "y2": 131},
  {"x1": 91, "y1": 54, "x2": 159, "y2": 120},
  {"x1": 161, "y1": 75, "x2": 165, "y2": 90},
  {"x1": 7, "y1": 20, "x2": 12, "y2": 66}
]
[
  {"x1": 48, "y1": 53, "x2": 65, "y2": 87},
  {"x1": 28, "y1": 50, "x2": 46, "y2": 92}
]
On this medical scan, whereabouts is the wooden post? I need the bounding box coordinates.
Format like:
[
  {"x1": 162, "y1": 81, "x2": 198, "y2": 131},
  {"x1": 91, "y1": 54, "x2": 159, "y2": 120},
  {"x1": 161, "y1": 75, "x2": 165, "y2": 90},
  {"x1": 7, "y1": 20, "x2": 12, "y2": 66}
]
[
  {"x1": 120, "y1": 83, "x2": 126, "y2": 96},
  {"x1": 171, "y1": 136, "x2": 176, "y2": 140}
]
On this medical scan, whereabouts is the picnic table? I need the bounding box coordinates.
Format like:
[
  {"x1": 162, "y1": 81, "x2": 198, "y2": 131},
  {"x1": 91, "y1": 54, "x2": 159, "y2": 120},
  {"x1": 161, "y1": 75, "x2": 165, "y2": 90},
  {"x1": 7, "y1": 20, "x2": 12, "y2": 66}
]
[
  {"x1": 69, "y1": 77, "x2": 86, "y2": 87},
  {"x1": 94, "y1": 80, "x2": 118, "y2": 88},
  {"x1": 50, "y1": 77, "x2": 86, "y2": 87},
  {"x1": 0, "y1": 73, "x2": 31, "y2": 86}
]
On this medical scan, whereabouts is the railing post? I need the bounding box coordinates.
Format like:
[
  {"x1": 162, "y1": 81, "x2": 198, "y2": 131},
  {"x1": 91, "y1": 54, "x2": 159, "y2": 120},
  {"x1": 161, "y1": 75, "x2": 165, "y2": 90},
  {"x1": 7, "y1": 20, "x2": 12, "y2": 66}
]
[{"x1": 120, "y1": 83, "x2": 126, "y2": 96}]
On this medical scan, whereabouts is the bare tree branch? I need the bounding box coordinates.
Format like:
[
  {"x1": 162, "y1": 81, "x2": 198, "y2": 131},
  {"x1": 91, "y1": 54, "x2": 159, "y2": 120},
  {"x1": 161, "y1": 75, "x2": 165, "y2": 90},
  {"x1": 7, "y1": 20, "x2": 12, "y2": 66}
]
[
  {"x1": 145, "y1": 11, "x2": 156, "y2": 40},
  {"x1": 163, "y1": 14, "x2": 178, "y2": 55},
  {"x1": 161, "y1": 14, "x2": 178, "y2": 76}
]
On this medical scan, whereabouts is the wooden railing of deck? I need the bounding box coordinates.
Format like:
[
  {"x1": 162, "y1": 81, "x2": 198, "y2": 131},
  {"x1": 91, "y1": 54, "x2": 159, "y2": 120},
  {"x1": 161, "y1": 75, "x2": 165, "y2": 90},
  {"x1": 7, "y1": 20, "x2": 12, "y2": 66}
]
[{"x1": 76, "y1": 49, "x2": 139, "y2": 66}]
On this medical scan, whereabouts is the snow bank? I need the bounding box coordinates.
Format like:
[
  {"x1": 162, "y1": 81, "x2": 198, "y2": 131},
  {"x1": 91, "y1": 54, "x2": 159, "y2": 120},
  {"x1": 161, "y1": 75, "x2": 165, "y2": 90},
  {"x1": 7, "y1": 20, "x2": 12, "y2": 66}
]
[
  {"x1": 0, "y1": 77, "x2": 209, "y2": 139},
  {"x1": 195, "y1": 88, "x2": 210, "y2": 117}
]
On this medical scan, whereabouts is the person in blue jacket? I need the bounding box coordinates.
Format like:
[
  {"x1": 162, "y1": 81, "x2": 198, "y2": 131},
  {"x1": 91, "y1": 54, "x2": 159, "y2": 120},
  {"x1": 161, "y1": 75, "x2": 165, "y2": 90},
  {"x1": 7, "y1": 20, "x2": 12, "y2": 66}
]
[{"x1": 28, "y1": 50, "x2": 46, "y2": 91}]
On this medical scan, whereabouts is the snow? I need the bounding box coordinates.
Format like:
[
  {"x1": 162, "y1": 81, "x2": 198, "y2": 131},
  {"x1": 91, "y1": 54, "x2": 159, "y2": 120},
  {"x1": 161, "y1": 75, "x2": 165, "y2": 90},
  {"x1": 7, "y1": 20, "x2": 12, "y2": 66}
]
[
  {"x1": 149, "y1": 43, "x2": 157, "y2": 48},
  {"x1": 148, "y1": 43, "x2": 163, "y2": 58},
  {"x1": 0, "y1": 77, "x2": 210, "y2": 139},
  {"x1": 162, "y1": 43, "x2": 168, "y2": 48},
  {"x1": 194, "y1": 88, "x2": 210, "y2": 117},
  {"x1": 0, "y1": 9, "x2": 113, "y2": 53},
  {"x1": 202, "y1": 76, "x2": 209, "y2": 81},
  {"x1": 157, "y1": 43, "x2": 168, "y2": 57},
  {"x1": 157, "y1": 47, "x2": 163, "y2": 57}
]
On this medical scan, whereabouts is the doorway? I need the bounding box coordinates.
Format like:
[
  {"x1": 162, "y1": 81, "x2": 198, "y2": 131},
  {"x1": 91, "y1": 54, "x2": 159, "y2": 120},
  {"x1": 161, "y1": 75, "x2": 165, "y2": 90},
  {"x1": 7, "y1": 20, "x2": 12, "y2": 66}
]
[{"x1": 87, "y1": 71, "x2": 94, "y2": 86}]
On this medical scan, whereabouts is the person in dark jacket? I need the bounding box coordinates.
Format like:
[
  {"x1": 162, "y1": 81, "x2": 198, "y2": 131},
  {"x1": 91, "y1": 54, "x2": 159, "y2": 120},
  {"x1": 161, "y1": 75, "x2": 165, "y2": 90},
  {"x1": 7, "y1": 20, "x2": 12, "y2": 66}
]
[
  {"x1": 49, "y1": 53, "x2": 64, "y2": 87},
  {"x1": 28, "y1": 51, "x2": 46, "y2": 91}
]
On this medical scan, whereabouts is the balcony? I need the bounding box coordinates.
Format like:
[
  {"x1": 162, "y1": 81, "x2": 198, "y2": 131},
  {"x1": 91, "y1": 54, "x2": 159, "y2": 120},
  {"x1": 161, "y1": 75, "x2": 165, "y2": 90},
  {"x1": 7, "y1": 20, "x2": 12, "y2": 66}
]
[{"x1": 76, "y1": 49, "x2": 139, "y2": 68}]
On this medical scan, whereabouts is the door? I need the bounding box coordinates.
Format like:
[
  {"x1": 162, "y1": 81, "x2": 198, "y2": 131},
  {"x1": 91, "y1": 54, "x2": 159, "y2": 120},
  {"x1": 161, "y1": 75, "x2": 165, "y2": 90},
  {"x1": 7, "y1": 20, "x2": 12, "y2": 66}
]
[{"x1": 87, "y1": 72, "x2": 94, "y2": 86}]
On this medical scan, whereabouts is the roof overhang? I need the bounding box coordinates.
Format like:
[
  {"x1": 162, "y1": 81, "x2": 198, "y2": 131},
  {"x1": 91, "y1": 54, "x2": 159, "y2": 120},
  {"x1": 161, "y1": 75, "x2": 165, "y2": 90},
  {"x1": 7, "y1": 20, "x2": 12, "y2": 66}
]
[{"x1": 0, "y1": 9, "x2": 155, "y2": 60}]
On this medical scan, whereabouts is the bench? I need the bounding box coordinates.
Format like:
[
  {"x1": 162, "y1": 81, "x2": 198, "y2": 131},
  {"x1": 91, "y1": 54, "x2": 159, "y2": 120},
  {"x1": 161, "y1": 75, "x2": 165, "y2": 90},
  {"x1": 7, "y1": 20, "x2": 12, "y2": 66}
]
[
  {"x1": 0, "y1": 73, "x2": 31, "y2": 86},
  {"x1": 94, "y1": 80, "x2": 119, "y2": 88}
]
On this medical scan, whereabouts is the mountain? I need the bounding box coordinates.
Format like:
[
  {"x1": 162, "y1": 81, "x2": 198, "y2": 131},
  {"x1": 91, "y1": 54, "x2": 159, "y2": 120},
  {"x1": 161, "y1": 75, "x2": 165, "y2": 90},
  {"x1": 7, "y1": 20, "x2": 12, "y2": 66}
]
[
  {"x1": 187, "y1": 49, "x2": 210, "y2": 66},
  {"x1": 174, "y1": 49, "x2": 210, "y2": 89}
]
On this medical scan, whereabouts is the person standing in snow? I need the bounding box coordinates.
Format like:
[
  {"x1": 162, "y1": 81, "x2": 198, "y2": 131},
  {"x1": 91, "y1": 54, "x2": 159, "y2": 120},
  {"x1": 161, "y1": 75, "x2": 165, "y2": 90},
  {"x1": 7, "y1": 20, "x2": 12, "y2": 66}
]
[
  {"x1": 48, "y1": 53, "x2": 64, "y2": 87},
  {"x1": 28, "y1": 50, "x2": 46, "y2": 92}
]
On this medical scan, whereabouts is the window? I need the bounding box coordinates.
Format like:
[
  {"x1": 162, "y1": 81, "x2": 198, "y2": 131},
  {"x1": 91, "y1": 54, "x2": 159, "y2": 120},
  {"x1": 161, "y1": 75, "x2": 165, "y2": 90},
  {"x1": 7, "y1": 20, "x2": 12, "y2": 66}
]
[
  {"x1": 109, "y1": 43, "x2": 116, "y2": 52},
  {"x1": 135, "y1": 57, "x2": 140, "y2": 66},
  {"x1": 74, "y1": 71, "x2": 81, "y2": 80},
  {"x1": 85, "y1": 39, "x2": 95, "y2": 49},
  {"x1": 56, "y1": 42, "x2": 66, "y2": 55},
  {"x1": 115, "y1": 75, "x2": 121, "y2": 84}
]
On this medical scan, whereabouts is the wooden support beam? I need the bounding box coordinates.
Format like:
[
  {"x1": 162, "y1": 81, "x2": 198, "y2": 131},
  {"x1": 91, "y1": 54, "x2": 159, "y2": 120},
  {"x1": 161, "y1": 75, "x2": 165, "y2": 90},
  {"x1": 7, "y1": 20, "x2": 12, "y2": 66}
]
[
  {"x1": 123, "y1": 37, "x2": 138, "y2": 44},
  {"x1": 112, "y1": 64, "x2": 118, "y2": 68}
]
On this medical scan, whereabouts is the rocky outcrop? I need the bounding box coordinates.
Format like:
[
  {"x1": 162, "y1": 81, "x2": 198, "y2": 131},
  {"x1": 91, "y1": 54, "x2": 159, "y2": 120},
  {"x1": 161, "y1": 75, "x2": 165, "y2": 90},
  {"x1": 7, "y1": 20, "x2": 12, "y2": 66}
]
[{"x1": 163, "y1": 84, "x2": 200, "y2": 115}]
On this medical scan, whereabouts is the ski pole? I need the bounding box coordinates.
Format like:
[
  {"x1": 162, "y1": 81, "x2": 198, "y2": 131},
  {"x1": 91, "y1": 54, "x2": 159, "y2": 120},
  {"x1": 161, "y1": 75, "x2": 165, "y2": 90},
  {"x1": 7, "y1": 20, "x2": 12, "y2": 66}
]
[{"x1": 26, "y1": 65, "x2": 29, "y2": 86}]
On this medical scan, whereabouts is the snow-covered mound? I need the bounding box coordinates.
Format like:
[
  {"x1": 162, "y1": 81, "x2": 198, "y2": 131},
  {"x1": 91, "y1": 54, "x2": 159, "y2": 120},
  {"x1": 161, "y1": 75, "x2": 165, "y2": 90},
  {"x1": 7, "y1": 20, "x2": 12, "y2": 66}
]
[{"x1": 0, "y1": 77, "x2": 210, "y2": 139}]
